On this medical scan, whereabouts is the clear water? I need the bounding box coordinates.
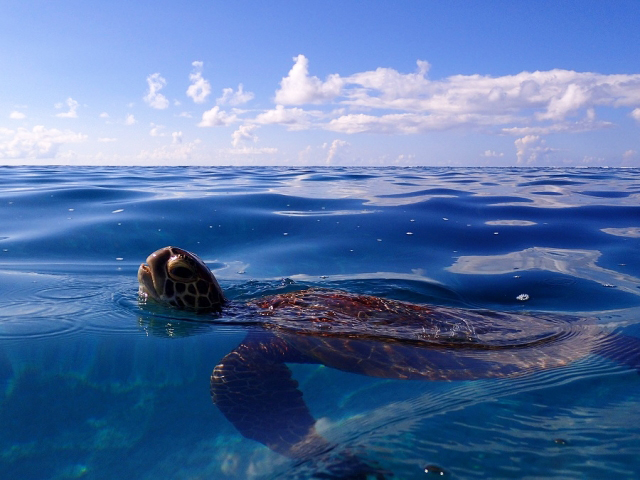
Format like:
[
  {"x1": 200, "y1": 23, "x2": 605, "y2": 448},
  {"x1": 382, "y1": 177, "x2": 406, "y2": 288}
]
[{"x1": 1, "y1": 166, "x2": 639, "y2": 479}]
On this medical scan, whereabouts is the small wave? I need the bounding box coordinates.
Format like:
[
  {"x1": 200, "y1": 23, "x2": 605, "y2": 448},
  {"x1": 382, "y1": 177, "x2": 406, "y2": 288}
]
[
  {"x1": 274, "y1": 209, "x2": 378, "y2": 217},
  {"x1": 580, "y1": 190, "x2": 632, "y2": 198},
  {"x1": 37, "y1": 284, "x2": 104, "y2": 300},
  {"x1": 518, "y1": 179, "x2": 586, "y2": 187},
  {"x1": 485, "y1": 220, "x2": 537, "y2": 226}
]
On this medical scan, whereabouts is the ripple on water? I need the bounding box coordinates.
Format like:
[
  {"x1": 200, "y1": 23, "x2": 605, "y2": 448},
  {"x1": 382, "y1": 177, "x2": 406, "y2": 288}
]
[
  {"x1": 0, "y1": 271, "x2": 85, "y2": 341},
  {"x1": 0, "y1": 313, "x2": 81, "y2": 341},
  {"x1": 0, "y1": 273, "x2": 144, "y2": 340},
  {"x1": 485, "y1": 220, "x2": 537, "y2": 226},
  {"x1": 36, "y1": 283, "x2": 104, "y2": 301}
]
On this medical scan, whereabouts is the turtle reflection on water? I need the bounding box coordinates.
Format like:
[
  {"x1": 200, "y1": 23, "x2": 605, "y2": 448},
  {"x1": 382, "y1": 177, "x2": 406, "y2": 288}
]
[{"x1": 138, "y1": 246, "x2": 640, "y2": 475}]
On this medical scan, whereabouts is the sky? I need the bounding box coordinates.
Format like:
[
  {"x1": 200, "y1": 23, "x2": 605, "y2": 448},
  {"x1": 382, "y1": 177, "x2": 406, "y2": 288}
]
[{"x1": 1, "y1": 0, "x2": 639, "y2": 167}]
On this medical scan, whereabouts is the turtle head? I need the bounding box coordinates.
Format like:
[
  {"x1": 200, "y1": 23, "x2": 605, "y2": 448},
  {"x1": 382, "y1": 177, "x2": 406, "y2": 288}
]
[{"x1": 138, "y1": 246, "x2": 225, "y2": 312}]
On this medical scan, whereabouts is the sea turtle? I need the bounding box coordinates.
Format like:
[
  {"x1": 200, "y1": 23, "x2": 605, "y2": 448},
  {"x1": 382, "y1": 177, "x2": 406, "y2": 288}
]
[{"x1": 138, "y1": 246, "x2": 639, "y2": 477}]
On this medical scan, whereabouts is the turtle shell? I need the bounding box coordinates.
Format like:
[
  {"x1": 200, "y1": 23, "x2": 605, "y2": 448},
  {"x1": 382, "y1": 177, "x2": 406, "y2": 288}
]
[{"x1": 249, "y1": 289, "x2": 604, "y2": 381}]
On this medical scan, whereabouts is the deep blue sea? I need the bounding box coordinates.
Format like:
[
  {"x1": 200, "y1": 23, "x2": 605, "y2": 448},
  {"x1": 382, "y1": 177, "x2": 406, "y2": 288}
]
[{"x1": 1, "y1": 166, "x2": 639, "y2": 479}]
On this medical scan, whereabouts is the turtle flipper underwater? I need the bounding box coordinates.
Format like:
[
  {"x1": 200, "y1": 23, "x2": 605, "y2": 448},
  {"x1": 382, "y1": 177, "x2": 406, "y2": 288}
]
[
  {"x1": 210, "y1": 331, "x2": 325, "y2": 458},
  {"x1": 139, "y1": 246, "x2": 640, "y2": 476},
  {"x1": 208, "y1": 330, "x2": 390, "y2": 478}
]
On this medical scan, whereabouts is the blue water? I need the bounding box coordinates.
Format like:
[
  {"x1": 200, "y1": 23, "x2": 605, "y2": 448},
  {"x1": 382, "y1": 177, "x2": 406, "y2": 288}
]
[{"x1": 0, "y1": 166, "x2": 639, "y2": 479}]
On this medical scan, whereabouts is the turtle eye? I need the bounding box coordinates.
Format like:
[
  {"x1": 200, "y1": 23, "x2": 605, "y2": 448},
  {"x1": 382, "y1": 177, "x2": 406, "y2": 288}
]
[{"x1": 167, "y1": 258, "x2": 197, "y2": 282}]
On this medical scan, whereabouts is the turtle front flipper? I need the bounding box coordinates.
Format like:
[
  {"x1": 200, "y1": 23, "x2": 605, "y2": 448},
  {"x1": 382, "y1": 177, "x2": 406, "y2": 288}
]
[{"x1": 210, "y1": 332, "x2": 331, "y2": 458}]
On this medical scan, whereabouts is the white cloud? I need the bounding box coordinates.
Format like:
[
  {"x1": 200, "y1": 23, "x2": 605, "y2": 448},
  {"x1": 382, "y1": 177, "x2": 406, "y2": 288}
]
[
  {"x1": 0, "y1": 125, "x2": 87, "y2": 159},
  {"x1": 137, "y1": 139, "x2": 200, "y2": 162},
  {"x1": 178, "y1": 112, "x2": 193, "y2": 118},
  {"x1": 186, "y1": 61, "x2": 211, "y2": 104},
  {"x1": 536, "y1": 83, "x2": 590, "y2": 121},
  {"x1": 514, "y1": 135, "x2": 555, "y2": 165},
  {"x1": 56, "y1": 98, "x2": 79, "y2": 118},
  {"x1": 149, "y1": 123, "x2": 166, "y2": 137},
  {"x1": 266, "y1": 58, "x2": 640, "y2": 137},
  {"x1": 481, "y1": 150, "x2": 504, "y2": 157},
  {"x1": 217, "y1": 84, "x2": 254, "y2": 106},
  {"x1": 325, "y1": 139, "x2": 349, "y2": 164},
  {"x1": 502, "y1": 112, "x2": 612, "y2": 136},
  {"x1": 9, "y1": 111, "x2": 26, "y2": 120},
  {"x1": 144, "y1": 73, "x2": 169, "y2": 109},
  {"x1": 99, "y1": 112, "x2": 110, "y2": 118},
  {"x1": 198, "y1": 106, "x2": 238, "y2": 127},
  {"x1": 125, "y1": 114, "x2": 136, "y2": 125},
  {"x1": 227, "y1": 146, "x2": 278, "y2": 155},
  {"x1": 231, "y1": 124, "x2": 258, "y2": 147},
  {"x1": 340, "y1": 66, "x2": 640, "y2": 121},
  {"x1": 274, "y1": 54, "x2": 344, "y2": 105},
  {"x1": 345, "y1": 60, "x2": 431, "y2": 106},
  {"x1": 98, "y1": 137, "x2": 117, "y2": 143},
  {"x1": 172, "y1": 131, "x2": 183, "y2": 144},
  {"x1": 325, "y1": 112, "x2": 505, "y2": 134},
  {"x1": 253, "y1": 105, "x2": 315, "y2": 130}
]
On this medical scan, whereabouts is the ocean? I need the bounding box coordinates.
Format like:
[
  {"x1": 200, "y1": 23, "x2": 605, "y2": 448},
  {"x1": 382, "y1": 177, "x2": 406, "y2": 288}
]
[{"x1": 0, "y1": 166, "x2": 639, "y2": 479}]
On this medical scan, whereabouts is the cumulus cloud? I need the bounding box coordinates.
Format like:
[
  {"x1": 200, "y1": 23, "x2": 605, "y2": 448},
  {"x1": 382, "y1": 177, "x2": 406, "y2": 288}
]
[
  {"x1": 267, "y1": 57, "x2": 640, "y2": 138},
  {"x1": 186, "y1": 61, "x2": 211, "y2": 104},
  {"x1": 253, "y1": 105, "x2": 316, "y2": 130},
  {"x1": 274, "y1": 54, "x2": 344, "y2": 105},
  {"x1": 55, "y1": 98, "x2": 79, "y2": 118},
  {"x1": 98, "y1": 137, "x2": 117, "y2": 143},
  {"x1": 144, "y1": 73, "x2": 169, "y2": 109},
  {"x1": 325, "y1": 139, "x2": 349, "y2": 164},
  {"x1": 514, "y1": 135, "x2": 555, "y2": 165},
  {"x1": 231, "y1": 124, "x2": 258, "y2": 147},
  {"x1": 149, "y1": 123, "x2": 166, "y2": 137},
  {"x1": 0, "y1": 125, "x2": 87, "y2": 159},
  {"x1": 340, "y1": 65, "x2": 640, "y2": 121},
  {"x1": 9, "y1": 111, "x2": 26, "y2": 120},
  {"x1": 345, "y1": 60, "x2": 431, "y2": 105},
  {"x1": 536, "y1": 83, "x2": 590, "y2": 121},
  {"x1": 198, "y1": 106, "x2": 238, "y2": 127},
  {"x1": 217, "y1": 84, "x2": 254, "y2": 106},
  {"x1": 325, "y1": 112, "x2": 508, "y2": 134},
  {"x1": 99, "y1": 112, "x2": 109, "y2": 118},
  {"x1": 172, "y1": 131, "x2": 183, "y2": 144},
  {"x1": 125, "y1": 114, "x2": 137, "y2": 125}
]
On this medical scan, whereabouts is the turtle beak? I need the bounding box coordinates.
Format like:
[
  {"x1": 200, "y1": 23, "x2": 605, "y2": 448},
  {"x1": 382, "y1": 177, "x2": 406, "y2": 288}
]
[
  {"x1": 138, "y1": 263, "x2": 160, "y2": 301},
  {"x1": 138, "y1": 248, "x2": 173, "y2": 302}
]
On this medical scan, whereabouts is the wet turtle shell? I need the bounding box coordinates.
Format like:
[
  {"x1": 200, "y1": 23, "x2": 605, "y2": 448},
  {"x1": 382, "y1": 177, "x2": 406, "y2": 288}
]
[{"x1": 245, "y1": 288, "x2": 604, "y2": 381}]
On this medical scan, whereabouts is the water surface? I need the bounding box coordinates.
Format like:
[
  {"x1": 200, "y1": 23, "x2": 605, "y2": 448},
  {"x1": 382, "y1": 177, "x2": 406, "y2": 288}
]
[{"x1": 1, "y1": 166, "x2": 639, "y2": 478}]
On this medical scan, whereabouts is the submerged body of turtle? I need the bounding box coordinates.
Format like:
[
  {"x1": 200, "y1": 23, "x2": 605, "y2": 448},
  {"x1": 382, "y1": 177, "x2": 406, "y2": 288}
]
[{"x1": 138, "y1": 246, "x2": 639, "y2": 476}]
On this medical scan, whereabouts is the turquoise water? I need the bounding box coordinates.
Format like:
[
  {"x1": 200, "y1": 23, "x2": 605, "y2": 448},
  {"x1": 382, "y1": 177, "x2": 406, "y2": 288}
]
[{"x1": 1, "y1": 166, "x2": 639, "y2": 479}]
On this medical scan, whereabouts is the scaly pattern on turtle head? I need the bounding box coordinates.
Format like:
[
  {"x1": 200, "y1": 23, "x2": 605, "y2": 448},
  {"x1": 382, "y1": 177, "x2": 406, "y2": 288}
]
[{"x1": 138, "y1": 246, "x2": 225, "y2": 312}]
